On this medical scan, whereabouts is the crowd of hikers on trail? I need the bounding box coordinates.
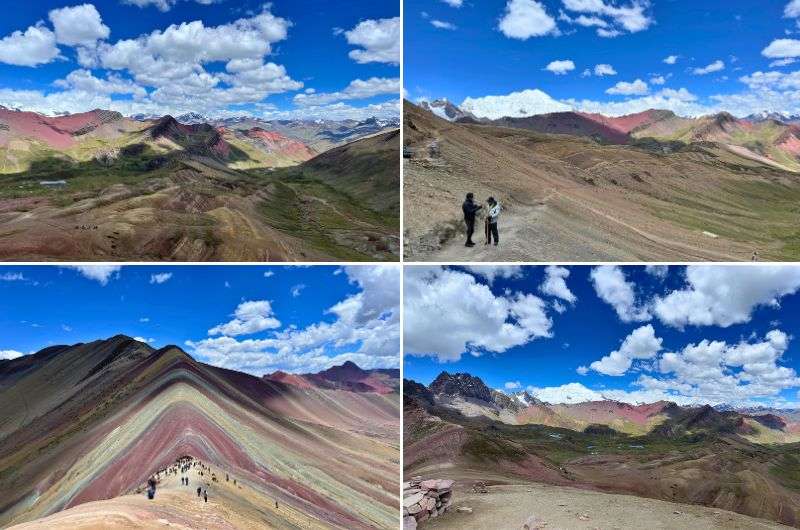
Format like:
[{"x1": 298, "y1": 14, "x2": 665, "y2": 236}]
[
  {"x1": 462, "y1": 193, "x2": 501, "y2": 247},
  {"x1": 141, "y1": 456, "x2": 281, "y2": 511}
]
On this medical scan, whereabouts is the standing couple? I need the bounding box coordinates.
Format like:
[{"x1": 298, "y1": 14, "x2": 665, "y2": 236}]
[{"x1": 462, "y1": 193, "x2": 500, "y2": 247}]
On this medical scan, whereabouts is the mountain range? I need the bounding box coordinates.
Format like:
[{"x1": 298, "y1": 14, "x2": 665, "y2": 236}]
[
  {"x1": 404, "y1": 371, "x2": 800, "y2": 527},
  {"x1": 425, "y1": 100, "x2": 800, "y2": 172},
  {"x1": 0, "y1": 107, "x2": 400, "y2": 261},
  {"x1": 0, "y1": 335, "x2": 400, "y2": 529}
]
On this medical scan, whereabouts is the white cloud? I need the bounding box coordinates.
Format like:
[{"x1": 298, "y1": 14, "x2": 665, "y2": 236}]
[
  {"x1": 139, "y1": 317, "x2": 150, "y2": 323},
  {"x1": 187, "y1": 266, "x2": 400, "y2": 374},
  {"x1": 209, "y1": 300, "x2": 281, "y2": 337},
  {"x1": 404, "y1": 267, "x2": 552, "y2": 362},
  {"x1": 0, "y1": 350, "x2": 25, "y2": 360},
  {"x1": 692, "y1": 60, "x2": 725, "y2": 75},
  {"x1": 63, "y1": 265, "x2": 122, "y2": 286},
  {"x1": 606, "y1": 78, "x2": 649, "y2": 96},
  {"x1": 539, "y1": 265, "x2": 576, "y2": 304},
  {"x1": 769, "y1": 58, "x2": 797, "y2": 68},
  {"x1": 763, "y1": 39, "x2": 800, "y2": 59},
  {"x1": 505, "y1": 381, "x2": 522, "y2": 390},
  {"x1": 498, "y1": 0, "x2": 558, "y2": 40},
  {"x1": 293, "y1": 77, "x2": 399, "y2": 107},
  {"x1": 133, "y1": 336, "x2": 155, "y2": 343},
  {"x1": 290, "y1": 284, "x2": 306, "y2": 298},
  {"x1": 62, "y1": 324, "x2": 72, "y2": 332},
  {"x1": 48, "y1": 4, "x2": 110, "y2": 46},
  {"x1": 590, "y1": 266, "x2": 651, "y2": 322},
  {"x1": 562, "y1": 0, "x2": 653, "y2": 36},
  {"x1": 787, "y1": 0, "x2": 800, "y2": 18},
  {"x1": 594, "y1": 63, "x2": 617, "y2": 76},
  {"x1": 460, "y1": 89, "x2": 572, "y2": 119},
  {"x1": 123, "y1": 0, "x2": 217, "y2": 11},
  {"x1": 0, "y1": 23, "x2": 59, "y2": 67},
  {"x1": 149, "y1": 272, "x2": 173, "y2": 284},
  {"x1": 54, "y1": 69, "x2": 147, "y2": 98},
  {"x1": 431, "y1": 20, "x2": 457, "y2": 30},
  {"x1": 663, "y1": 55, "x2": 679, "y2": 65},
  {"x1": 463, "y1": 266, "x2": 523, "y2": 284},
  {"x1": 264, "y1": 271, "x2": 275, "y2": 278},
  {"x1": 653, "y1": 266, "x2": 800, "y2": 328},
  {"x1": 545, "y1": 59, "x2": 576, "y2": 75},
  {"x1": 589, "y1": 324, "x2": 663, "y2": 376},
  {"x1": 644, "y1": 265, "x2": 669, "y2": 280},
  {"x1": 576, "y1": 365, "x2": 589, "y2": 375},
  {"x1": 344, "y1": 17, "x2": 399, "y2": 65},
  {"x1": 441, "y1": 0, "x2": 464, "y2": 6},
  {"x1": 650, "y1": 75, "x2": 666, "y2": 85},
  {"x1": 0, "y1": 272, "x2": 25, "y2": 281}
]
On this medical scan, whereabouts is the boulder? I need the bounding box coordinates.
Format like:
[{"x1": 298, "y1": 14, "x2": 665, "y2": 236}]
[
  {"x1": 403, "y1": 492, "x2": 424, "y2": 507},
  {"x1": 403, "y1": 515, "x2": 418, "y2": 530}
]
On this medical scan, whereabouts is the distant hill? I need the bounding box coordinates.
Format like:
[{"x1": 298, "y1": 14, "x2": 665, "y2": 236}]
[{"x1": 263, "y1": 360, "x2": 400, "y2": 394}]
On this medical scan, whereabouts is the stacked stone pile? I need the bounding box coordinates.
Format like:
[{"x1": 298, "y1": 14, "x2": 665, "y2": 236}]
[{"x1": 403, "y1": 477, "x2": 454, "y2": 528}]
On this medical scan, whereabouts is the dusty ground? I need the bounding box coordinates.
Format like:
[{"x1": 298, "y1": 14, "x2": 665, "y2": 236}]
[
  {"x1": 7, "y1": 466, "x2": 333, "y2": 530},
  {"x1": 403, "y1": 102, "x2": 800, "y2": 262},
  {"x1": 424, "y1": 484, "x2": 794, "y2": 530}
]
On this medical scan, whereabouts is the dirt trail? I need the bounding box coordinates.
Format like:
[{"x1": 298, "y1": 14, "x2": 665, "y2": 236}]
[{"x1": 424, "y1": 484, "x2": 793, "y2": 530}]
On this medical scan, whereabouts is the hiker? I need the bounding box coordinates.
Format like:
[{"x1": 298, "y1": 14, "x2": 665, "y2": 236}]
[
  {"x1": 197, "y1": 486, "x2": 202, "y2": 497},
  {"x1": 204, "y1": 489, "x2": 208, "y2": 503},
  {"x1": 147, "y1": 477, "x2": 156, "y2": 500},
  {"x1": 486, "y1": 197, "x2": 501, "y2": 246},
  {"x1": 275, "y1": 500, "x2": 279, "y2": 509},
  {"x1": 462, "y1": 192, "x2": 483, "y2": 247}
]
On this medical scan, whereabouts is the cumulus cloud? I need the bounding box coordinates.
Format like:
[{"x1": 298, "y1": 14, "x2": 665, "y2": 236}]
[
  {"x1": 463, "y1": 266, "x2": 523, "y2": 284},
  {"x1": 344, "y1": 17, "x2": 399, "y2": 65},
  {"x1": 546, "y1": 59, "x2": 576, "y2": 75},
  {"x1": 293, "y1": 77, "x2": 399, "y2": 107},
  {"x1": 404, "y1": 267, "x2": 553, "y2": 362},
  {"x1": 133, "y1": 336, "x2": 155, "y2": 343},
  {"x1": 187, "y1": 266, "x2": 400, "y2": 374},
  {"x1": 0, "y1": 23, "x2": 59, "y2": 67},
  {"x1": 208, "y1": 300, "x2": 281, "y2": 337},
  {"x1": 539, "y1": 265, "x2": 577, "y2": 304},
  {"x1": 594, "y1": 63, "x2": 617, "y2": 76},
  {"x1": 149, "y1": 272, "x2": 173, "y2": 284},
  {"x1": 63, "y1": 265, "x2": 122, "y2": 286},
  {"x1": 441, "y1": 0, "x2": 463, "y2": 6},
  {"x1": 0, "y1": 350, "x2": 25, "y2": 360},
  {"x1": 561, "y1": 0, "x2": 653, "y2": 37},
  {"x1": 505, "y1": 381, "x2": 522, "y2": 390},
  {"x1": 653, "y1": 266, "x2": 800, "y2": 328},
  {"x1": 498, "y1": 0, "x2": 558, "y2": 40},
  {"x1": 590, "y1": 266, "x2": 651, "y2": 322},
  {"x1": 692, "y1": 59, "x2": 725, "y2": 75},
  {"x1": 48, "y1": 4, "x2": 110, "y2": 46},
  {"x1": 763, "y1": 39, "x2": 800, "y2": 59},
  {"x1": 460, "y1": 89, "x2": 572, "y2": 119},
  {"x1": 644, "y1": 265, "x2": 669, "y2": 280},
  {"x1": 589, "y1": 324, "x2": 663, "y2": 376},
  {"x1": 54, "y1": 69, "x2": 147, "y2": 98},
  {"x1": 0, "y1": 272, "x2": 26, "y2": 281},
  {"x1": 606, "y1": 78, "x2": 649, "y2": 96}
]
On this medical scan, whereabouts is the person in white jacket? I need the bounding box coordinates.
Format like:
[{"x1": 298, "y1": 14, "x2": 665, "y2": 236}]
[{"x1": 486, "y1": 197, "x2": 500, "y2": 246}]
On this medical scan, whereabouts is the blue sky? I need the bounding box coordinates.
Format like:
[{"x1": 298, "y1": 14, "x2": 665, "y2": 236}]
[
  {"x1": 0, "y1": 0, "x2": 399, "y2": 119},
  {"x1": 0, "y1": 264, "x2": 400, "y2": 375},
  {"x1": 405, "y1": 0, "x2": 800, "y2": 118},
  {"x1": 404, "y1": 265, "x2": 800, "y2": 408}
]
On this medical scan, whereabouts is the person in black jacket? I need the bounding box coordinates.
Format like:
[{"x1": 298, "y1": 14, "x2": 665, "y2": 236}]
[{"x1": 462, "y1": 193, "x2": 482, "y2": 247}]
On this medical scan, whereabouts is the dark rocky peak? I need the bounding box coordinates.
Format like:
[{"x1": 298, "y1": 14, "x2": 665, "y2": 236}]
[{"x1": 429, "y1": 371, "x2": 493, "y2": 402}]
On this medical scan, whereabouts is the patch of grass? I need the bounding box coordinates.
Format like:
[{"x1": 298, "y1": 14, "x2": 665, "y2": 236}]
[{"x1": 770, "y1": 452, "x2": 800, "y2": 492}]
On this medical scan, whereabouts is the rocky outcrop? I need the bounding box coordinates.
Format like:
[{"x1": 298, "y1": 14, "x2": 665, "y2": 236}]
[
  {"x1": 430, "y1": 372, "x2": 493, "y2": 402},
  {"x1": 403, "y1": 477, "x2": 453, "y2": 527}
]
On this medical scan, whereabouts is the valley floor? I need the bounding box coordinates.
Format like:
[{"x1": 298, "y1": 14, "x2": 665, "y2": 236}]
[{"x1": 423, "y1": 484, "x2": 794, "y2": 530}]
